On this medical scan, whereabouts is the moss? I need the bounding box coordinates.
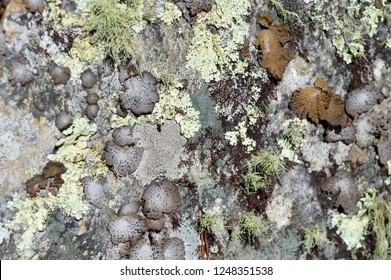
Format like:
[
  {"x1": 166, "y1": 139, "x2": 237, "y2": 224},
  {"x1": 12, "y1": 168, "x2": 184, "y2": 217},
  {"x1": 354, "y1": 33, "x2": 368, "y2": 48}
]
[
  {"x1": 186, "y1": 0, "x2": 251, "y2": 82},
  {"x1": 303, "y1": 224, "x2": 329, "y2": 253},
  {"x1": 85, "y1": 0, "x2": 152, "y2": 61},
  {"x1": 366, "y1": 191, "x2": 391, "y2": 259},
  {"x1": 242, "y1": 150, "x2": 284, "y2": 194},
  {"x1": 237, "y1": 212, "x2": 268, "y2": 242},
  {"x1": 6, "y1": 118, "x2": 107, "y2": 259},
  {"x1": 199, "y1": 211, "x2": 226, "y2": 236},
  {"x1": 277, "y1": 118, "x2": 310, "y2": 162}
]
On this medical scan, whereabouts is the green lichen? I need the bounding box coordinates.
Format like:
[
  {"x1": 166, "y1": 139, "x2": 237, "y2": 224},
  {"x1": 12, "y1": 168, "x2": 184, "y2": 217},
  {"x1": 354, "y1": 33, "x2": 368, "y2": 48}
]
[
  {"x1": 365, "y1": 191, "x2": 391, "y2": 259},
  {"x1": 186, "y1": 0, "x2": 251, "y2": 82},
  {"x1": 278, "y1": 118, "x2": 310, "y2": 162},
  {"x1": 199, "y1": 211, "x2": 226, "y2": 236},
  {"x1": 242, "y1": 150, "x2": 284, "y2": 195},
  {"x1": 306, "y1": 0, "x2": 389, "y2": 63},
  {"x1": 329, "y1": 189, "x2": 391, "y2": 255},
  {"x1": 6, "y1": 118, "x2": 107, "y2": 259},
  {"x1": 385, "y1": 160, "x2": 391, "y2": 185},
  {"x1": 237, "y1": 212, "x2": 268, "y2": 242},
  {"x1": 303, "y1": 224, "x2": 330, "y2": 253},
  {"x1": 149, "y1": 76, "x2": 201, "y2": 138},
  {"x1": 86, "y1": 0, "x2": 147, "y2": 60},
  {"x1": 158, "y1": 2, "x2": 182, "y2": 26}
]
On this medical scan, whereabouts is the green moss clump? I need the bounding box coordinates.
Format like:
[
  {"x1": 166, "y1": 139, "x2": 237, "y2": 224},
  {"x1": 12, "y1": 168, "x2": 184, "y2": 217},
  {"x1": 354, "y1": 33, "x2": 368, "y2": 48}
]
[
  {"x1": 237, "y1": 212, "x2": 268, "y2": 242},
  {"x1": 242, "y1": 151, "x2": 284, "y2": 194},
  {"x1": 87, "y1": 0, "x2": 146, "y2": 60},
  {"x1": 199, "y1": 212, "x2": 225, "y2": 236},
  {"x1": 367, "y1": 195, "x2": 391, "y2": 259},
  {"x1": 303, "y1": 224, "x2": 329, "y2": 253}
]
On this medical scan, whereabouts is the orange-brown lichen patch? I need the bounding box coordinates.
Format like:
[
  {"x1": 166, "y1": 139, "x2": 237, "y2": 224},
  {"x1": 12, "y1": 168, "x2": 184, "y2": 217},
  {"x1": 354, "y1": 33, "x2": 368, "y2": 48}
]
[
  {"x1": 255, "y1": 17, "x2": 294, "y2": 80},
  {"x1": 289, "y1": 78, "x2": 349, "y2": 127},
  {"x1": 239, "y1": 38, "x2": 250, "y2": 61},
  {"x1": 257, "y1": 13, "x2": 273, "y2": 28},
  {"x1": 26, "y1": 161, "x2": 66, "y2": 197}
]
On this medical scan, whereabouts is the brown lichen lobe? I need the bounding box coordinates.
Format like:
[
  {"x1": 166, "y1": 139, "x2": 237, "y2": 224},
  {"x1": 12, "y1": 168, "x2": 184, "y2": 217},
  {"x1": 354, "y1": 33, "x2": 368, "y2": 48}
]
[
  {"x1": 289, "y1": 78, "x2": 349, "y2": 127},
  {"x1": 255, "y1": 13, "x2": 294, "y2": 80},
  {"x1": 26, "y1": 161, "x2": 66, "y2": 197}
]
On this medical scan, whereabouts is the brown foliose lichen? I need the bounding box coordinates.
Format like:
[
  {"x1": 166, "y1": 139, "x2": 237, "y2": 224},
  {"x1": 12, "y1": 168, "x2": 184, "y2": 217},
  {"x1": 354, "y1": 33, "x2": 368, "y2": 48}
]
[{"x1": 289, "y1": 78, "x2": 349, "y2": 127}]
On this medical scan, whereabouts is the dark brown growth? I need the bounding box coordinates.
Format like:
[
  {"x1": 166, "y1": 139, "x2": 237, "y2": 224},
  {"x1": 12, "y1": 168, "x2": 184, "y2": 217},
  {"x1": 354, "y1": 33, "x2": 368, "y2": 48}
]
[
  {"x1": 26, "y1": 161, "x2": 66, "y2": 197},
  {"x1": 255, "y1": 13, "x2": 294, "y2": 80},
  {"x1": 289, "y1": 78, "x2": 349, "y2": 127}
]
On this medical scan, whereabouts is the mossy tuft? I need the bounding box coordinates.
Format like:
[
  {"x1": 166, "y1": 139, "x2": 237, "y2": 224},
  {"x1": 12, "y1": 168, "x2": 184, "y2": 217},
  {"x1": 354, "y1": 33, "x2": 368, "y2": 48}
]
[
  {"x1": 237, "y1": 212, "x2": 268, "y2": 242},
  {"x1": 242, "y1": 151, "x2": 284, "y2": 194}
]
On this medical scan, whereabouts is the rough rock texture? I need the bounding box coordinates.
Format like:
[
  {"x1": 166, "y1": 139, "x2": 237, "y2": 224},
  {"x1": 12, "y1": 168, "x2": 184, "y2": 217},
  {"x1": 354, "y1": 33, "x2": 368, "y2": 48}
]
[{"x1": 345, "y1": 85, "x2": 384, "y2": 118}]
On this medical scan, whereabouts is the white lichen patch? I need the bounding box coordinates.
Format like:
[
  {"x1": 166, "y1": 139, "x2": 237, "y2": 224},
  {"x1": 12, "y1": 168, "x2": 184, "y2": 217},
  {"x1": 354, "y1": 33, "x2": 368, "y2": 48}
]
[
  {"x1": 224, "y1": 105, "x2": 263, "y2": 152},
  {"x1": 302, "y1": 134, "x2": 350, "y2": 172},
  {"x1": 186, "y1": 0, "x2": 251, "y2": 82},
  {"x1": 133, "y1": 121, "x2": 188, "y2": 186},
  {"x1": 329, "y1": 190, "x2": 378, "y2": 250}
]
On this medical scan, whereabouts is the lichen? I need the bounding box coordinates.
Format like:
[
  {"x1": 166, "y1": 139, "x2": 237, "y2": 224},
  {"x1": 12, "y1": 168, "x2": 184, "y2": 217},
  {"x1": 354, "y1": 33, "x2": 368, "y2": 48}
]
[
  {"x1": 149, "y1": 77, "x2": 201, "y2": 138},
  {"x1": 186, "y1": 0, "x2": 251, "y2": 82},
  {"x1": 199, "y1": 211, "x2": 226, "y2": 236},
  {"x1": 237, "y1": 212, "x2": 268, "y2": 242},
  {"x1": 242, "y1": 150, "x2": 284, "y2": 194},
  {"x1": 224, "y1": 105, "x2": 263, "y2": 152},
  {"x1": 303, "y1": 224, "x2": 329, "y2": 253},
  {"x1": 277, "y1": 118, "x2": 310, "y2": 162},
  {"x1": 306, "y1": 0, "x2": 389, "y2": 63},
  {"x1": 158, "y1": 2, "x2": 182, "y2": 26},
  {"x1": 5, "y1": 118, "x2": 107, "y2": 259}
]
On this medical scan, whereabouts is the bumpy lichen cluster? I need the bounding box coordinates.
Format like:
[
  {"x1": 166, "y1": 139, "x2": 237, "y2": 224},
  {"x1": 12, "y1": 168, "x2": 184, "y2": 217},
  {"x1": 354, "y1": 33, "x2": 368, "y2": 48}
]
[
  {"x1": 186, "y1": 0, "x2": 251, "y2": 82},
  {"x1": 304, "y1": 0, "x2": 389, "y2": 63}
]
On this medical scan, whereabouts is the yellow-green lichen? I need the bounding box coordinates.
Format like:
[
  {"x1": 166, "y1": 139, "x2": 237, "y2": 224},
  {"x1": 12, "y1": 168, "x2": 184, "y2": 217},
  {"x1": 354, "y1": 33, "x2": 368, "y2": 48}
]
[
  {"x1": 149, "y1": 78, "x2": 201, "y2": 138},
  {"x1": 303, "y1": 224, "x2": 330, "y2": 253},
  {"x1": 331, "y1": 189, "x2": 391, "y2": 257},
  {"x1": 6, "y1": 118, "x2": 107, "y2": 259},
  {"x1": 199, "y1": 211, "x2": 226, "y2": 236},
  {"x1": 158, "y1": 2, "x2": 182, "y2": 26},
  {"x1": 242, "y1": 150, "x2": 284, "y2": 194},
  {"x1": 306, "y1": 0, "x2": 389, "y2": 63},
  {"x1": 385, "y1": 160, "x2": 391, "y2": 185},
  {"x1": 237, "y1": 212, "x2": 268, "y2": 242},
  {"x1": 186, "y1": 0, "x2": 251, "y2": 82},
  {"x1": 277, "y1": 118, "x2": 310, "y2": 162}
]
